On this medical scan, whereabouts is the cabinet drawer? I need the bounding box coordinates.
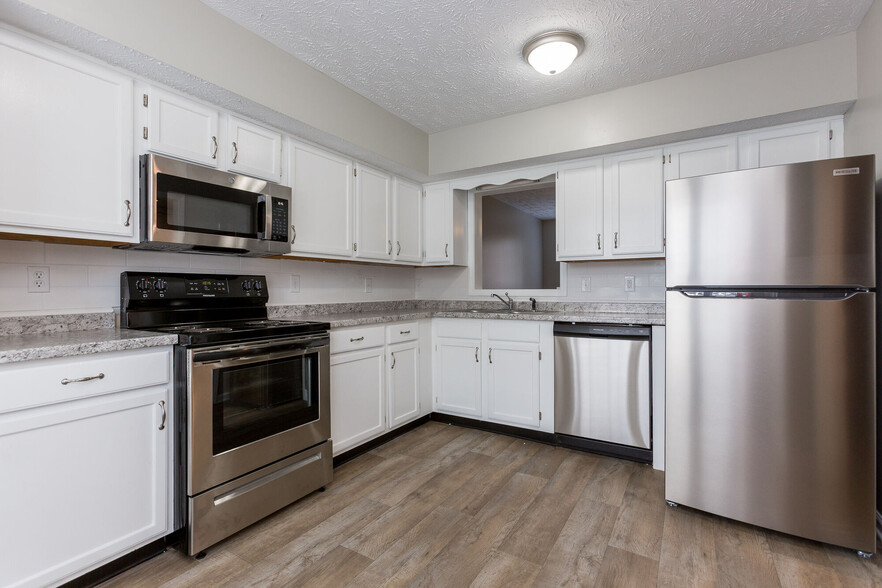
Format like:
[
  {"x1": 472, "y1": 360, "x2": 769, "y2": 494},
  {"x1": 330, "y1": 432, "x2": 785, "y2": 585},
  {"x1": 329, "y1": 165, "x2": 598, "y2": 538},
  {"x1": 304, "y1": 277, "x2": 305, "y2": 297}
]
[
  {"x1": 0, "y1": 347, "x2": 172, "y2": 414},
  {"x1": 485, "y1": 320, "x2": 541, "y2": 343},
  {"x1": 386, "y1": 322, "x2": 419, "y2": 344},
  {"x1": 434, "y1": 318, "x2": 482, "y2": 339},
  {"x1": 330, "y1": 326, "x2": 385, "y2": 354}
]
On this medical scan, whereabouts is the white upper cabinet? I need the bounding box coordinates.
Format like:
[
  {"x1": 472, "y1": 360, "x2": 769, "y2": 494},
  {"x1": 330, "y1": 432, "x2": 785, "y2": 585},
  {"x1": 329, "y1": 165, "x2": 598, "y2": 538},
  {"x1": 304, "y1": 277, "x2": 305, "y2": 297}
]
[
  {"x1": 423, "y1": 183, "x2": 452, "y2": 263},
  {"x1": 354, "y1": 163, "x2": 392, "y2": 261},
  {"x1": 556, "y1": 159, "x2": 605, "y2": 260},
  {"x1": 0, "y1": 30, "x2": 135, "y2": 242},
  {"x1": 606, "y1": 148, "x2": 665, "y2": 257},
  {"x1": 392, "y1": 178, "x2": 423, "y2": 263},
  {"x1": 144, "y1": 87, "x2": 219, "y2": 167},
  {"x1": 287, "y1": 140, "x2": 354, "y2": 257},
  {"x1": 738, "y1": 119, "x2": 843, "y2": 169},
  {"x1": 226, "y1": 116, "x2": 282, "y2": 181},
  {"x1": 664, "y1": 136, "x2": 739, "y2": 181}
]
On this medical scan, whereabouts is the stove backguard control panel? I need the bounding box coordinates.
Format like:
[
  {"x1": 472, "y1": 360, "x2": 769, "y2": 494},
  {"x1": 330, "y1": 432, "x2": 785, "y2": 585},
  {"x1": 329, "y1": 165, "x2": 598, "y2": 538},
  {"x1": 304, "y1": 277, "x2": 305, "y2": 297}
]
[{"x1": 121, "y1": 272, "x2": 267, "y2": 301}]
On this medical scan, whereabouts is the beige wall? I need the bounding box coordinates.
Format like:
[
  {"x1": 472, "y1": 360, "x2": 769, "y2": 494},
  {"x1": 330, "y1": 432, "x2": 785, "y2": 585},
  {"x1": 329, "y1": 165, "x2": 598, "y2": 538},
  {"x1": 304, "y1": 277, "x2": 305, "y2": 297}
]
[
  {"x1": 846, "y1": 0, "x2": 882, "y2": 181},
  {"x1": 19, "y1": 0, "x2": 429, "y2": 174},
  {"x1": 430, "y1": 33, "x2": 858, "y2": 175}
]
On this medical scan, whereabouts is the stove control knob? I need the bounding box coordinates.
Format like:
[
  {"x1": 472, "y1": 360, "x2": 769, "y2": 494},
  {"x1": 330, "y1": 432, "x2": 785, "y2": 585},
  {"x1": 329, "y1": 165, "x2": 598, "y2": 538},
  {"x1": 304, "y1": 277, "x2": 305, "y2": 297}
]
[
  {"x1": 241, "y1": 280, "x2": 252, "y2": 291},
  {"x1": 253, "y1": 281, "x2": 263, "y2": 292},
  {"x1": 153, "y1": 278, "x2": 167, "y2": 292},
  {"x1": 135, "y1": 278, "x2": 151, "y2": 292}
]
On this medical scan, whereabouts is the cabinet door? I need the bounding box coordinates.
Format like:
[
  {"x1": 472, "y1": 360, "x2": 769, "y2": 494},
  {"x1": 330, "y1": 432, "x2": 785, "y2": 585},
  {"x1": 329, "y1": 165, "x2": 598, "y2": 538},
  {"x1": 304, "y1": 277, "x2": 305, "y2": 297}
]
[
  {"x1": 424, "y1": 183, "x2": 452, "y2": 264},
  {"x1": 557, "y1": 160, "x2": 604, "y2": 259},
  {"x1": 393, "y1": 178, "x2": 423, "y2": 263},
  {"x1": 146, "y1": 87, "x2": 219, "y2": 167},
  {"x1": 0, "y1": 386, "x2": 168, "y2": 588},
  {"x1": 288, "y1": 141, "x2": 354, "y2": 257},
  {"x1": 738, "y1": 120, "x2": 835, "y2": 169},
  {"x1": 0, "y1": 31, "x2": 135, "y2": 241},
  {"x1": 388, "y1": 341, "x2": 420, "y2": 428},
  {"x1": 664, "y1": 136, "x2": 738, "y2": 181},
  {"x1": 435, "y1": 337, "x2": 482, "y2": 417},
  {"x1": 354, "y1": 164, "x2": 392, "y2": 260},
  {"x1": 607, "y1": 148, "x2": 665, "y2": 257},
  {"x1": 227, "y1": 116, "x2": 282, "y2": 181},
  {"x1": 485, "y1": 341, "x2": 541, "y2": 428},
  {"x1": 330, "y1": 347, "x2": 385, "y2": 455}
]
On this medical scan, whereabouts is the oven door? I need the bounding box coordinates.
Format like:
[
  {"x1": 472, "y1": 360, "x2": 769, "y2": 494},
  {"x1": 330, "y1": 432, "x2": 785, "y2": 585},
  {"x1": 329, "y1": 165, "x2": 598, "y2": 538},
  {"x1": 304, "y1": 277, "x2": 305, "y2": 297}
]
[{"x1": 188, "y1": 334, "x2": 330, "y2": 495}]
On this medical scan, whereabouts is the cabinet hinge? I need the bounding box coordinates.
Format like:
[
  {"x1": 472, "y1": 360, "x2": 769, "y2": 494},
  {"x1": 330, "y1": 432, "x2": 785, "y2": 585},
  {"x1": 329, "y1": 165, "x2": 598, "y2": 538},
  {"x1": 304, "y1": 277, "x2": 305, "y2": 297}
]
[
  {"x1": 353, "y1": 242, "x2": 357, "y2": 252},
  {"x1": 354, "y1": 168, "x2": 357, "y2": 177},
  {"x1": 662, "y1": 154, "x2": 665, "y2": 164},
  {"x1": 142, "y1": 94, "x2": 148, "y2": 107},
  {"x1": 539, "y1": 411, "x2": 542, "y2": 420},
  {"x1": 143, "y1": 127, "x2": 148, "y2": 140},
  {"x1": 663, "y1": 237, "x2": 666, "y2": 247},
  {"x1": 556, "y1": 244, "x2": 559, "y2": 252},
  {"x1": 422, "y1": 190, "x2": 427, "y2": 198},
  {"x1": 829, "y1": 129, "x2": 833, "y2": 140},
  {"x1": 555, "y1": 171, "x2": 559, "y2": 179}
]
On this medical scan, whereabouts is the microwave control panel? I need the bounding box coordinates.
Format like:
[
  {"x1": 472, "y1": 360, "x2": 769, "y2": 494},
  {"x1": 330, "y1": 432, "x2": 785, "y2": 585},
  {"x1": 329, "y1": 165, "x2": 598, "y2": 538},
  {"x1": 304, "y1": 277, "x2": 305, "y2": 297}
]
[{"x1": 270, "y1": 197, "x2": 289, "y2": 242}]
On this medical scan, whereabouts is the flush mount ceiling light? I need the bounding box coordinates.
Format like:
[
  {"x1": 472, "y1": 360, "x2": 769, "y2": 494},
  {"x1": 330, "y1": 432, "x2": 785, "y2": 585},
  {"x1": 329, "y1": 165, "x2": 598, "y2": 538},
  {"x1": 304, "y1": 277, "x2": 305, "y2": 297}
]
[{"x1": 523, "y1": 31, "x2": 585, "y2": 76}]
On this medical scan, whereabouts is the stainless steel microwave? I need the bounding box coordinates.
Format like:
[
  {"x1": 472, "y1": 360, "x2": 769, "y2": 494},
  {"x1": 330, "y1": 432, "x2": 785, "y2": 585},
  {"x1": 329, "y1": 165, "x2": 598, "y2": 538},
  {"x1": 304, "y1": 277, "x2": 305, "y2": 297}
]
[{"x1": 122, "y1": 154, "x2": 291, "y2": 257}]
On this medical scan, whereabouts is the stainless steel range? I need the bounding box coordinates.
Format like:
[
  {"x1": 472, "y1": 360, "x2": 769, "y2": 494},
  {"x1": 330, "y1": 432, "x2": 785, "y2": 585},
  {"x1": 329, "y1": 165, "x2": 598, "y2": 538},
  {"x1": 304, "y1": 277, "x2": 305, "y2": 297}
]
[{"x1": 120, "y1": 271, "x2": 332, "y2": 555}]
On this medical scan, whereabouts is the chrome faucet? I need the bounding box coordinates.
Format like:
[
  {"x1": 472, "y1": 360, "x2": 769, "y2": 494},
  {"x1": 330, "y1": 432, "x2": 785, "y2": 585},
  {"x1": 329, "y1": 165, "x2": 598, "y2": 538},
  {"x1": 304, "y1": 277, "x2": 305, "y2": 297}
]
[{"x1": 491, "y1": 292, "x2": 513, "y2": 310}]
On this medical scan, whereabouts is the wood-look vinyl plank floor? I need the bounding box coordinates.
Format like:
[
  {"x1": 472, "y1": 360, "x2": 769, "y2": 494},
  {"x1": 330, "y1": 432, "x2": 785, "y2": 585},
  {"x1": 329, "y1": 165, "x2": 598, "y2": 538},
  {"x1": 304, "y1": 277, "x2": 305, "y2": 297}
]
[{"x1": 100, "y1": 423, "x2": 882, "y2": 588}]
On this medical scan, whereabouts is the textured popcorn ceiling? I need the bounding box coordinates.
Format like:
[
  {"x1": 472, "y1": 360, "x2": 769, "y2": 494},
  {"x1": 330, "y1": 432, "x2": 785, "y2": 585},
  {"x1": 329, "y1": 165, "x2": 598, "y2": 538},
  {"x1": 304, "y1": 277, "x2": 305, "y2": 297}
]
[
  {"x1": 490, "y1": 185, "x2": 557, "y2": 221},
  {"x1": 200, "y1": 0, "x2": 871, "y2": 134}
]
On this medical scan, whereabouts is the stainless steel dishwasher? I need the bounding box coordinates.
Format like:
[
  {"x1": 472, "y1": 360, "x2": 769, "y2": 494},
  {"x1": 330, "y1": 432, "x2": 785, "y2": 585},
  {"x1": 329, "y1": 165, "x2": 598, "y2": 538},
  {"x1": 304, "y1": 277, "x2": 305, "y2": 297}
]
[{"x1": 554, "y1": 323, "x2": 652, "y2": 463}]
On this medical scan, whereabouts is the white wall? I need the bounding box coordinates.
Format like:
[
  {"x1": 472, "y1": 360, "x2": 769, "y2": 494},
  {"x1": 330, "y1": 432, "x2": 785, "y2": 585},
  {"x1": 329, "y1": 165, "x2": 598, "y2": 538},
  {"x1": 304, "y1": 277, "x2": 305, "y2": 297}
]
[
  {"x1": 416, "y1": 259, "x2": 665, "y2": 303},
  {"x1": 480, "y1": 197, "x2": 543, "y2": 290},
  {"x1": 14, "y1": 0, "x2": 429, "y2": 175},
  {"x1": 430, "y1": 33, "x2": 858, "y2": 175},
  {"x1": 846, "y1": 0, "x2": 882, "y2": 180},
  {"x1": 0, "y1": 240, "x2": 416, "y2": 314}
]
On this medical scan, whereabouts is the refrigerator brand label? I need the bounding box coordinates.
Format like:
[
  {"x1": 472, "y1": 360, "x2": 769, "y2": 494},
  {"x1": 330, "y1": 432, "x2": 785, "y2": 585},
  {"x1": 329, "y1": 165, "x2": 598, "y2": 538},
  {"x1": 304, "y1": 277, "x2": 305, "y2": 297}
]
[{"x1": 833, "y1": 167, "x2": 860, "y2": 176}]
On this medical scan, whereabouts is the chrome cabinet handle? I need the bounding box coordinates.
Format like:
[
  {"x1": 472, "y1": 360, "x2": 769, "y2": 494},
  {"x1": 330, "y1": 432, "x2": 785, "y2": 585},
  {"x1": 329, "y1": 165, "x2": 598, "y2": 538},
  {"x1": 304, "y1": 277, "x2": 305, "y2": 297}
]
[
  {"x1": 614, "y1": 232, "x2": 619, "y2": 248},
  {"x1": 489, "y1": 348, "x2": 493, "y2": 364},
  {"x1": 158, "y1": 400, "x2": 167, "y2": 431},
  {"x1": 445, "y1": 243, "x2": 449, "y2": 257},
  {"x1": 390, "y1": 352, "x2": 396, "y2": 369},
  {"x1": 400, "y1": 330, "x2": 411, "y2": 335},
  {"x1": 124, "y1": 200, "x2": 132, "y2": 227},
  {"x1": 388, "y1": 240, "x2": 392, "y2": 255},
  {"x1": 61, "y1": 373, "x2": 105, "y2": 385},
  {"x1": 350, "y1": 336, "x2": 364, "y2": 342},
  {"x1": 597, "y1": 233, "x2": 601, "y2": 250},
  {"x1": 475, "y1": 346, "x2": 479, "y2": 363},
  {"x1": 291, "y1": 225, "x2": 296, "y2": 243},
  {"x1": 396, "y1": 241, "x2": 401, "y2": 255},
  {"x1": 211, "y1": 136, "x2": 218, "y2": 159},
  {"x1": 232, "y1": 141, "x2": 239, "y2": 164}
]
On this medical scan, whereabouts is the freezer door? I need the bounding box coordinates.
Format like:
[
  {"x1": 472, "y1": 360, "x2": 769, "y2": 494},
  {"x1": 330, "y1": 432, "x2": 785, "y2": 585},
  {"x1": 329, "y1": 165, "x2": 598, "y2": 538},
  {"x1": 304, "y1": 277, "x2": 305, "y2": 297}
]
[
  {"x1": 665, "y1": 290, "x2": 876, "y2": 552},
  {"x1": 554, "y1": 335, "x2": 651, "y2": 449},
  {"x1": 666, "y1": 155, "x2": 875, "y2": 288}
]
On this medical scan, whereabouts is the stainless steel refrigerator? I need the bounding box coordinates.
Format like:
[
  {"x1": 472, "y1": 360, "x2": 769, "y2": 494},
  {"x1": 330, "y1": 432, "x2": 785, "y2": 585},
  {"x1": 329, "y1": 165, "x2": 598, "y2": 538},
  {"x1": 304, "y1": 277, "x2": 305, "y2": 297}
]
[{"x1": 665, "y1": 154, "x2": 876, "y2": 554}]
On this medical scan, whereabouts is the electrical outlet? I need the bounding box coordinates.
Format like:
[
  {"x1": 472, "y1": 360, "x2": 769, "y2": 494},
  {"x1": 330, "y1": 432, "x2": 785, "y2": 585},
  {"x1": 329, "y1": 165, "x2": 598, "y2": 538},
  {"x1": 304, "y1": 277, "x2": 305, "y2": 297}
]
[
  {"x1": 624, "y1": 275, "x2": 635, "y2": 292},
  {"x1": 364, "y1": 277, "x2": 373, "y2": 293},
  {"x1": 290, "y1": 275, "x2": 301, "y2": 293},
  {"x1": 581, "y1": 277, "x2": 591, "y2": 292},
  {"x1": 28, "y1": 266, "x2": 50, "y2": 293}
]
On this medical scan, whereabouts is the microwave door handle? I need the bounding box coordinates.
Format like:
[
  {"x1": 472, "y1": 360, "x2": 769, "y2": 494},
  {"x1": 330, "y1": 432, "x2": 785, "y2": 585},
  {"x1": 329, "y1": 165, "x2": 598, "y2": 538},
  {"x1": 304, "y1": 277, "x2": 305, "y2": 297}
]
[{"x1": 256, "y1": 194, "x2": 270, "y2": 240}]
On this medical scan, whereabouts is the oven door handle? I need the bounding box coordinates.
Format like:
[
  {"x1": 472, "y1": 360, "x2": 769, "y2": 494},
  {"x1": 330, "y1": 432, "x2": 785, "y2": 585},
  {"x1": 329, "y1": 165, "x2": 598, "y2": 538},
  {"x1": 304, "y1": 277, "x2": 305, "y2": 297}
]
[
  {"x1": 193, "y1": 345, "x2": 323, "y2": 368},
  {"x1": 192, "y1": 337, "x2": 329, "y2": 366}
]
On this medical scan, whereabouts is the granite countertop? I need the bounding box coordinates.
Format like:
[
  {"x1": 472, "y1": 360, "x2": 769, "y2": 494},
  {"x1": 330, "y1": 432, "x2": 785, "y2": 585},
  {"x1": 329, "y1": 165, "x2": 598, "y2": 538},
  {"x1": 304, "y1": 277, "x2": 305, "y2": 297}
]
[{"x1": 0, "y1": 328, "x2": 178, "y2": 364}]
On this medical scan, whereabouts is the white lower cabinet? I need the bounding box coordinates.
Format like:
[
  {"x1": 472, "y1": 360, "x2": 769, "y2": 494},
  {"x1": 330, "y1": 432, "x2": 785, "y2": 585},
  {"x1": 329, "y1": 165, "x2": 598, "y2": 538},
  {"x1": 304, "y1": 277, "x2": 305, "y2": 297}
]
[
  {"x1": 330, "y1": 346, "x2": 385, "y2": 455},
  {"x1": 0, "y1": 347, "x2": 173, "y2": 588},
  {"x1": 330, "y1": 322, "x2": 422, "y2": 456},
  {"x1": 434, "y1": 319, "x2": 552, "y2": 432}
]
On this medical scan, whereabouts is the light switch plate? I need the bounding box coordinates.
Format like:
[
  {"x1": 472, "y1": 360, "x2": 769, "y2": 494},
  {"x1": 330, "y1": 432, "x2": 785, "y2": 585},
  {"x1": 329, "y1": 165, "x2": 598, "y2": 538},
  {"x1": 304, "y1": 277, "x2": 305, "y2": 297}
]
[
  {"x1": 624, "y1": 275, "x2": 635, "y2": 292},
  {"x1": 581, "y1": 277, "x2": 591, "y2": 292},
  {"x1": 364, "y1": 277, "x2": 373, "y2": 293},
  {"x1": 290, "y1": 275, "x2": 300, "y2": 293}
]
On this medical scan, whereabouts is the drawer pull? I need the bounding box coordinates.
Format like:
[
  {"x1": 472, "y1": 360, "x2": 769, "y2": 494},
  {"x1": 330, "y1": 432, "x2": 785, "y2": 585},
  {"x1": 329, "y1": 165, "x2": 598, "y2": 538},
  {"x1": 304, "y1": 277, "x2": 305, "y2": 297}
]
[
  {"x1": 350, "y1": 336, "x2": 365, "y2": 342},
  {"x1": 399, "y1": 330, "x2": 411, "y2": 335},
  {"x1": 158, "y1": 400, "x2": 167, "y2": 431},
  {"x1": 61, "y1": 373, "x2": 105, "y2": 385}
]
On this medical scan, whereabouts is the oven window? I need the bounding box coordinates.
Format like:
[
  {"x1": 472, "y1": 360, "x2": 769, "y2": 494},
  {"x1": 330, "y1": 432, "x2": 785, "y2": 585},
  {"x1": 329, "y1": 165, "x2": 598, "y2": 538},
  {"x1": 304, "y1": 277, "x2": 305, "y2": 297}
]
[
  {"x1": 156, "y1": 173, "x2": 262, "y2": 239},
  {"x1": 212, "y1": 352, "x2": 319, "y2": 455}
]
